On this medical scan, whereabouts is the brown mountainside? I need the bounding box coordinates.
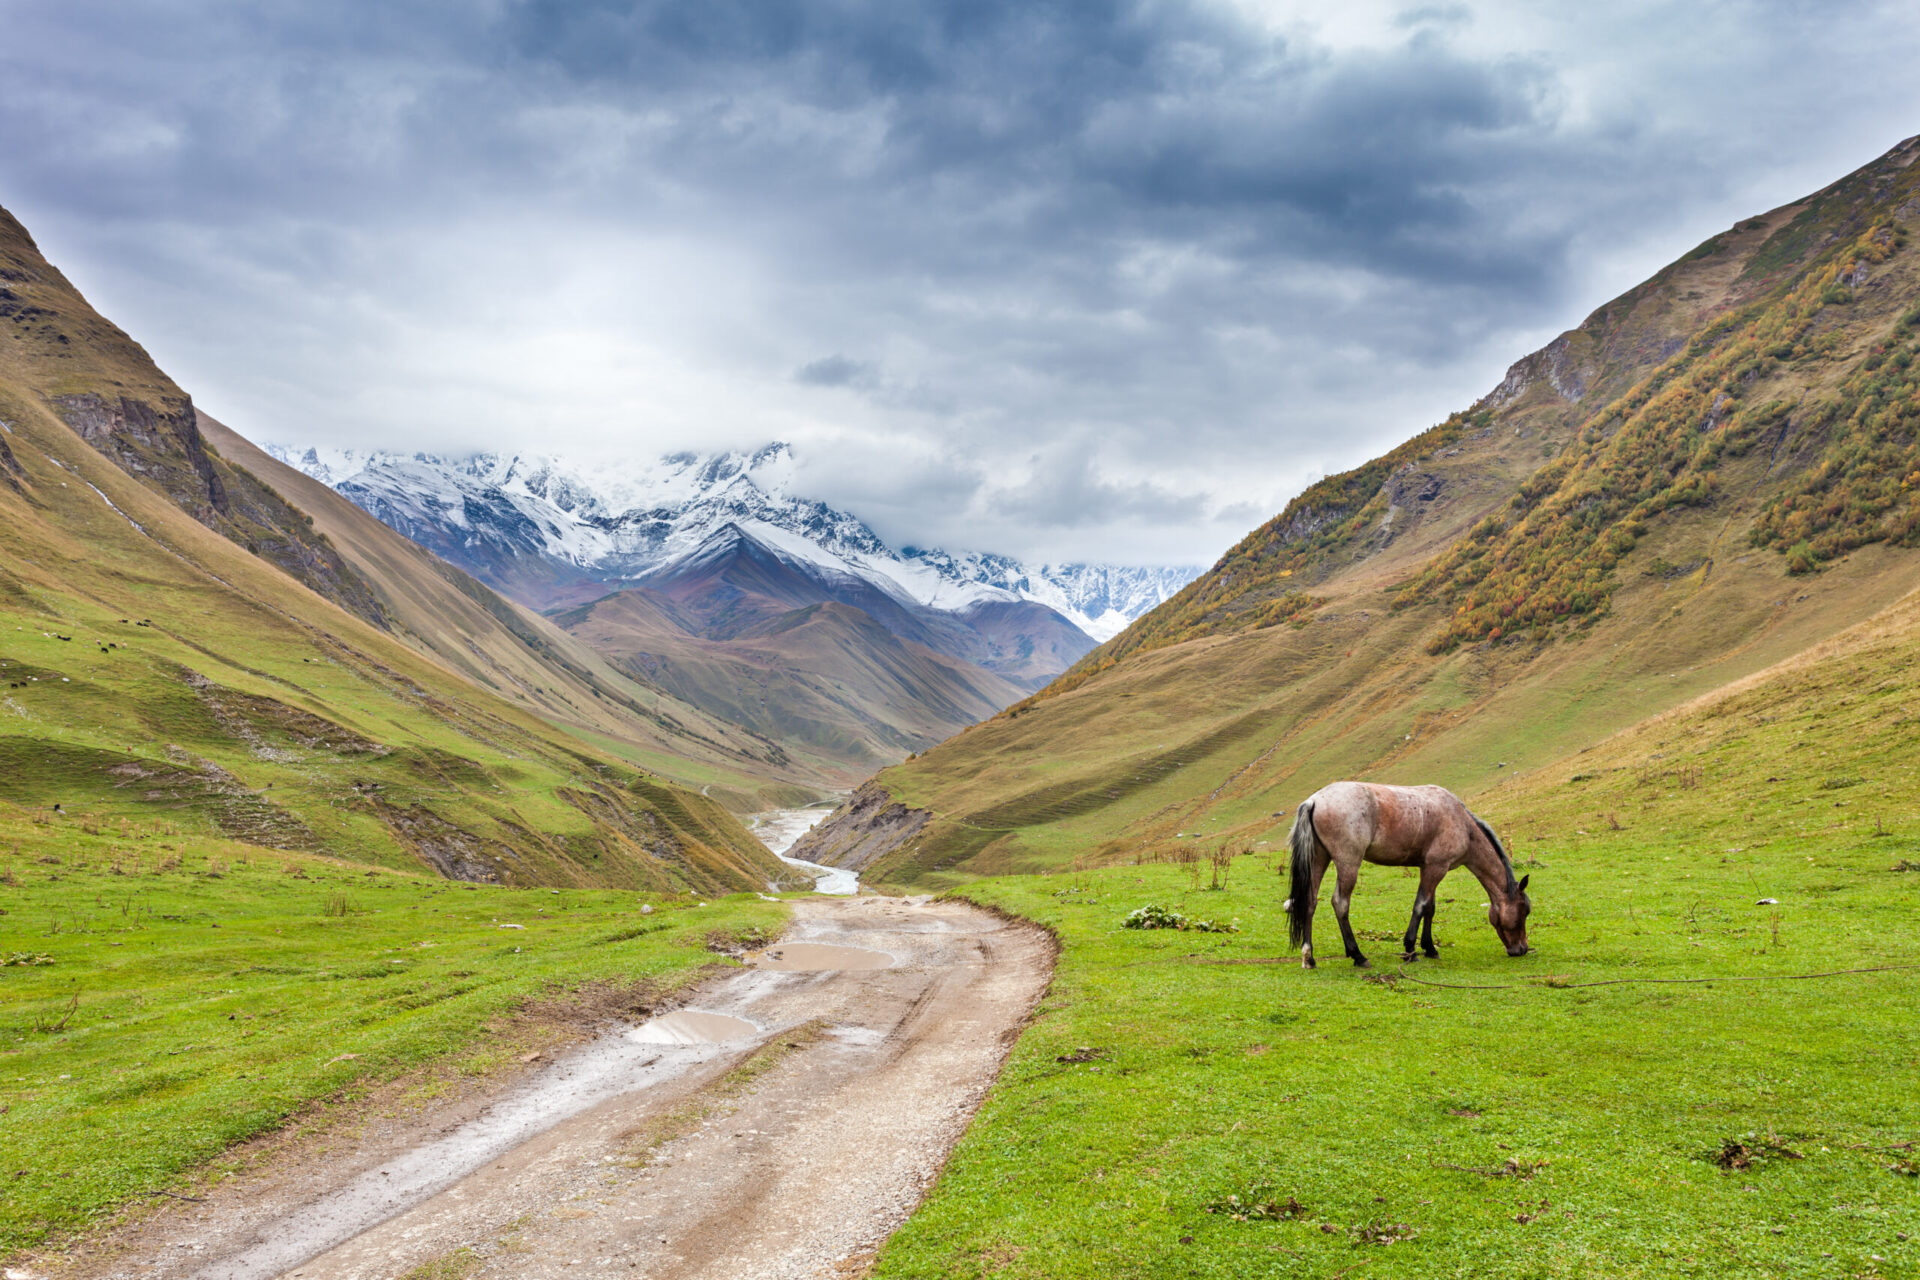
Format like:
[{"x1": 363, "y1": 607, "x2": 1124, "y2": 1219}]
[
  {"x1": 557, "y1": 589, "x2": 1027, "y2": 781},
  {"x1": 1, "y1": 207, "x2": 389, "y2": 628}
]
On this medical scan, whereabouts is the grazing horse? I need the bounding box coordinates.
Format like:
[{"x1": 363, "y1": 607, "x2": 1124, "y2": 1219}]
[{"x1": 1285, "y1": 781, "x2": 1531, "y2": 968}]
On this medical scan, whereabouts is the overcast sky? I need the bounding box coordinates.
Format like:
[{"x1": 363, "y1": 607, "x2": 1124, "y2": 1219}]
[{"x1": 4, "y1": 1, "x2": 1918, "y2": 565}]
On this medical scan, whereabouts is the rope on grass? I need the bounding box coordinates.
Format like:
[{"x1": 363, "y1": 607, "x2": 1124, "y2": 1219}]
[
  {"x1": 1181, "y1": 957, "x2": 1920, "y2": 989},
  {"x1": 1401, "y1": 962, "x2": 1920, "y2": 990}
]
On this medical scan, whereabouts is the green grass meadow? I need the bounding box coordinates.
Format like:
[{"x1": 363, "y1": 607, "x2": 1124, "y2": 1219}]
[
  {"x1": 8, "y1": 570, "x2": 1920, "y2": 1275},
  {"x1": 875, "y1": 825, "x2": 1920, "y2": 1278},
  {"x1": 0, "y1": 810, "x2": 786, "y2": 1254}
]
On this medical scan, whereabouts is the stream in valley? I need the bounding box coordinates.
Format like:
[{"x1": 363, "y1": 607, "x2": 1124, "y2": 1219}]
[{"x1": 748, "y1": 806, "x2": 857, "y2": 894}]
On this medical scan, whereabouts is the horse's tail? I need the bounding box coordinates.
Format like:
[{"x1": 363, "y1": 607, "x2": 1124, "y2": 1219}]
[
  {"x1": 1287, "y1": 799, "x2": 1319, "y2": 949},
  {"x1": 1472, "y1": 814, "x2": 1513, "y2": 888}
]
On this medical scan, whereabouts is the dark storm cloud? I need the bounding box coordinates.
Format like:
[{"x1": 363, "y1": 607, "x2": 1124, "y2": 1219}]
[
  {"x1": 793, "y1": 355, "x2": 877, "y2": 388},
  {"x1": 2, "y1": 1, "x2": 1917, "y2": 564},
  {"x1": 484, "y1": 1, "x2": 1575, "y2": 293}
]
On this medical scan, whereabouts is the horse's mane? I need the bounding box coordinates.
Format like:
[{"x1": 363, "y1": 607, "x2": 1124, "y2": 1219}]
[{"x1": 1473, "y1": 816, "x2": 1516, "y2": 891}]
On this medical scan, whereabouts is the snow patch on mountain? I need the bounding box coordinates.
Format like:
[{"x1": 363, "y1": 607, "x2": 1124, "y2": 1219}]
[{"x1": 269, "y1": 442, "x2": 1199, "y2": 640}]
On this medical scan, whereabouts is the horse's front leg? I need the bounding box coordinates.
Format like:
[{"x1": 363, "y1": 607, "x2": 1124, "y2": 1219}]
[
  {"x1": 1399, "y1": 860, "x2": 1427, "y2": 960},
  {"x1": 1419, "y1": 886, "x2": 1441, "y2": 958},
  {"x1": 1331, "y1": 860, "x2": 1367, "y2": 968},
  {"x1": 1406, "y1": 863, "x2": 1445, "y2": 961}
]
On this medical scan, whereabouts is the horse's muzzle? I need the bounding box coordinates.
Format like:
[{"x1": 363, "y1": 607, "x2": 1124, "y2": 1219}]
[{"x1": 1506, "y1": 943, "x2": 1530, "y2": 957}]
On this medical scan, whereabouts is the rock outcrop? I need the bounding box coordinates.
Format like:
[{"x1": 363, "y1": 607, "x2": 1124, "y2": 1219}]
[{"x1": 786, "y1": 780, "x2": 931, "y2": 872}]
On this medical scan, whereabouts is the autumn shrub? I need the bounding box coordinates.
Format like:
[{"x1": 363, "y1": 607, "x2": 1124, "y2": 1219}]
[{"x1": 1402, "y1": 223, "x2": 1910, "y2": 651}]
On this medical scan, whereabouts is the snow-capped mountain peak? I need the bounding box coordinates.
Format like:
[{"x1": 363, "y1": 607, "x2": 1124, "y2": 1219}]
[{"x1": 266, "y1": 441, "x2": 1199, "y2": 641}]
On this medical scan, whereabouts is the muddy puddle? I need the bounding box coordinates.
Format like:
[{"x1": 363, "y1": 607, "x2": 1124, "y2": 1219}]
[
  {"x1": 628, "y1": 1009, "x2": 761, "y2": 1045},
  {"x1": 746, "y1": 942, "x2": 895, "y2": 971},
  {"x1": 750, "y1": 806, "x2": 858, "y2": 895}
]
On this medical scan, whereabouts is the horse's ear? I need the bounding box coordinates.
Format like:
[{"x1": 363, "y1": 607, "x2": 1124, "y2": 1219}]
[{"x1": 1517, "y1": 874, "x2": 1530, "y2": 892}]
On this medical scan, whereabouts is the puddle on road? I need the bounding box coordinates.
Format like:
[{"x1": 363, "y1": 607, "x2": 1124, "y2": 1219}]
[
  {"x1": 627, "y1": 1010, "x2": 760, "y2": 1045},
  {"x1": 746, "y1": 942, "x2": 895, "y2": 971}
]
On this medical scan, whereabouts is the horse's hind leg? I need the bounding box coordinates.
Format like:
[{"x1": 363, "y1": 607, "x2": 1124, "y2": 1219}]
[
  {"x1": 1331, "y1": 860, "x2": 1368, "y2": 968},
  {"x1": 1303, "y1": 850, "x2": 1332, "y2": 969}
]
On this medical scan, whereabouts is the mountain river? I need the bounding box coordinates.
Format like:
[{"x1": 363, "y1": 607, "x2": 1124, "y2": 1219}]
[{"x1": 748, "y1": 805, "x2": 857, "y2": 894}]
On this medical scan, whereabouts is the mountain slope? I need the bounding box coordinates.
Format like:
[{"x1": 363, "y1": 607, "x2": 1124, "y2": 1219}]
[
  {"x1": 0, "y1": 201, "x2": 787, "y2": 892},
  {"x1": 629, "y1": 521, "x2": 1096, "y2": 686},
  {"x1": 792, "y1": 133, "x2": 1920, "y2": 888},
  {"x1": 556, "y1": 582, "x2": 1028, "y2": 778},
  {"x1": 0, "y1": 208, "x2": 389, "y2": 630},
  {"x1": 1479, "y1": 571, "x2": 1920, "y2": 849},
  {"x1": 550, "y1": 525, "x2": 1037, "y2": 778},
  {"x1": 203, "y1": 418, "x2": 827, "y2": 807}
]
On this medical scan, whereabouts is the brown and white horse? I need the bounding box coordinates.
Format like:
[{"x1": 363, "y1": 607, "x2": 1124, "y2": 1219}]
[{"x1": 1285, "y1": 781, "x2": 1531, "y2": 968}]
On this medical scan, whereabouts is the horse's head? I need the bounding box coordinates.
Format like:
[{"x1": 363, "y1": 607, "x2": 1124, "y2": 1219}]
[{"x1": 1489, "y1": 873, "x2": 1531, "y2": 956}]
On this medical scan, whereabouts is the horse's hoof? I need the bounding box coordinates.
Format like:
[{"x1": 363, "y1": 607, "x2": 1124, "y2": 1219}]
[
  {"x1": 1423, "y1": 947, "x2": 1440, "y2": 959},
  {"x1": 1303, "y1": 957, "x2": 1316, "y2": 970},
  {"x1": 1402, "y1": 951, "x2": 1418, "y2": 964},
  {"x1": 1353, "y1": 957, "x2": 1370, "y2": 969}
]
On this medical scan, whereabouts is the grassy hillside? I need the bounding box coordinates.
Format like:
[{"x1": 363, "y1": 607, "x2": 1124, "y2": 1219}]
[
  {"x1": 794, "y1": 134, "x2": 1920, "y2": 889},
  {"x1": 0, "y1": 202, "x2": 787, "y2": 891},
  {"x1": 869, "y1": 571, "x2": 1920, "y2": 1279},
  {"x1": 1051, "y1": 133, "x2": 1920, "y2": 687},
  {"x1": 0, "y1": 813, "x2": 784, "y2": 1255},
  {"x1": 1475, "y1": 563, "x2": 1920, "y2": 857}
]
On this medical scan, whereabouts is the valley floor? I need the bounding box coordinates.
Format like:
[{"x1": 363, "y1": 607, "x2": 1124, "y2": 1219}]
[
  {"x1": 871, "y1": 843, "x2": 1920, "y2": 1279},
  {"x1": 12, "y1": 613, "x2": 1920, "y2": 1279}
]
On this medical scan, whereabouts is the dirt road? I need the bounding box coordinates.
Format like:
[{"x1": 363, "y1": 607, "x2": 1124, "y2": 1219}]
[{"x1": 52, "y1": 896, "x2": 1051, "y2": 1280}]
